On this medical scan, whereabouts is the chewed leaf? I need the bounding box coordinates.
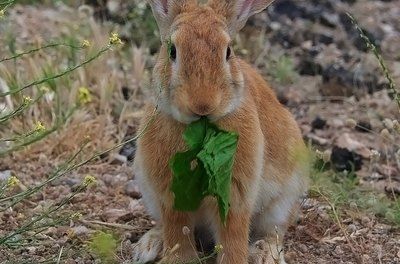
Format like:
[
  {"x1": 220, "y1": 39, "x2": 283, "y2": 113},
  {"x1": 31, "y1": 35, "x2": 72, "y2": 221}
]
[{"x1": 170, "y1": 117, "x2": 239, "y2": 224}]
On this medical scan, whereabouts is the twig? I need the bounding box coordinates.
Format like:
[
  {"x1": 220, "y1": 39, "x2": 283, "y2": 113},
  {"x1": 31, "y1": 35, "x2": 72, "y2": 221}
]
[
  {"x1": 56, "y1": 246, "x2": 64, "y2": 264},
  {"x1": 80, "y1": 220, "x2": 144, "y2": 232}
]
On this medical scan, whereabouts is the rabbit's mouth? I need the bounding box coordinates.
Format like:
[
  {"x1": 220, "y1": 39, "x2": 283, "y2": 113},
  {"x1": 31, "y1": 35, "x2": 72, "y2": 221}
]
[
  {"x1": 170, "y1": 104, "x2": 202, "y2": 124},
  {"x1": 169, "y1": 102, "x2": 236, "y2": 124}
]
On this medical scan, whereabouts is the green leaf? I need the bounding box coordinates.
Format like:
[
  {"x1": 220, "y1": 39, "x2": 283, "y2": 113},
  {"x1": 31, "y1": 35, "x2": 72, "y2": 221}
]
[
  {"x1": 170, "y1": 117, "x2": 238, "y2": 224},
  {"x1": 170, "y1": 149, "x2": 207, "y2": 211},
  {"x1": 197, "y1": 131, "x2": 238, "y2": 223}
]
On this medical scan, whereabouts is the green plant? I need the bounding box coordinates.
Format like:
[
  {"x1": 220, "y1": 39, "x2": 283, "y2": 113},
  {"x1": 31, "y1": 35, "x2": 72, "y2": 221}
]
[
  {"x1": 88, "y1": 231, "x2": 118, "y2": 263},
  {"x1": 269, "y1": 55, "x2": 297, "y2": 85}
]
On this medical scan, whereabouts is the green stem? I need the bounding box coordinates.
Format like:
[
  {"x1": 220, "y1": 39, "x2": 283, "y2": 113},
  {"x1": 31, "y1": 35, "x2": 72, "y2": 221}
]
[
  {"x1": 0, "y1": 43, "x2": 85, "y2": 63},
  {"x1": 0, "y1": 46, "x2": 111, "y2": 97},
  {"x1": 346, "y1": 12, "x2": 399, "y2": 110}
]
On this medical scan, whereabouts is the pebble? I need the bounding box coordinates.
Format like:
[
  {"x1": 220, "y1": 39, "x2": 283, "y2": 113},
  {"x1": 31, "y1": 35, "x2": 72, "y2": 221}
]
[
  {"x1": 347, "y1": 224, "x2": 357, "y2": 233},
  {"x1": 334, "y1": 245, "x2": 344, "y2": 255},
  {"x1": 330, "y1": 146, "x2": 363, "y2": 172},
  {"x1": 299, "y1": 244, "x2": 308, "y2": 253},
  {"x1": 125, "y1": 180, "x2": 142, "y2": 199},
  {"x1": 361, "y1": 216, "x2": 370, "y2": 226},
  {"x1": 0, "y1": 170, "x2": 11, "y2": 181},
  {"x1": 72, "y1": 225, "x2": 90, "y2": 236}
]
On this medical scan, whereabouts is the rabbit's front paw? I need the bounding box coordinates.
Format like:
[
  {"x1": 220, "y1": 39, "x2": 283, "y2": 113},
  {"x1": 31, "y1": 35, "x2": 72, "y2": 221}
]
[{"x1": 133, "y1": 228, "x2": 163, "y2": 263}]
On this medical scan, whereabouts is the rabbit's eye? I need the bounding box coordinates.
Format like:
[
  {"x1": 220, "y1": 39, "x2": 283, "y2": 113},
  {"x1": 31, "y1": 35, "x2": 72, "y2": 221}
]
[
  {"x1": 226, "y1": 46, "x2": 232, "y2": 60},
  {"x1": 170, "y1": 44, "x2": 177, "y2": 61}
]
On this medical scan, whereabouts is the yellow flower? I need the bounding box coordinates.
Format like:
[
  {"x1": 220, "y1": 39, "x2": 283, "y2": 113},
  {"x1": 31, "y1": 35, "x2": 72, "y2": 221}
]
[
  {"x1": 70, "y1": 212, "x2": 83, "y2": 220},
  {"x1": 82, "y1": 40, "x2": 91, "y2": 48},
  {"x1": 23, "y1": 96, "x2": 32, "y2": 105},
  {"x1": 78, "y1": 87, "x2": 92, "y2": 104},
  {"x1": 35, "y1": 121, "x2": 46, "y2": 132},
  {"x1": 214, "y1": 244, "x2": 223, "y2": 253},
  {"x1": 0, "y1": 10, "x2": 5, "y2": 19},
  {"x1": 7, "y1": 176, "x2": 20, "y2": 188},
  {"x1": 109, "y1": 32, "x2": 123, "y2": 45},
  {"x1": 40, "y1": 86, "x2": 50, "y2": 93},
  {"x1": 83, "y1": 175, "x2": 97, "y2": 187}
]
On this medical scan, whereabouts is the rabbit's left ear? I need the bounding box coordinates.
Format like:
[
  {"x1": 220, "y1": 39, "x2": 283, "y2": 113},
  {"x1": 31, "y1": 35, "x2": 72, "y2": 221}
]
[
  {"x1": 148, "y1": 0, "x2": 197, "y2": 40},
  {"x1": 208, "y1": 0, "x2": 275, "y2": 35}
]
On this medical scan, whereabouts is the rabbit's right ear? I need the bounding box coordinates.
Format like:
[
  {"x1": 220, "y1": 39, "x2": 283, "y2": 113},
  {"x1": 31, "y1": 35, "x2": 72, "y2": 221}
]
[{"x1": 148, "y1": 0, "x2": 197, "y2": 40}]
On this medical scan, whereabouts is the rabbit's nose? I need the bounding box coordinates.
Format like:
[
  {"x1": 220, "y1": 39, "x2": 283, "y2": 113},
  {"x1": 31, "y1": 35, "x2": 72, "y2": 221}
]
[{"x1": 190, "y1": 103, "x2": 213, "y2": 117}]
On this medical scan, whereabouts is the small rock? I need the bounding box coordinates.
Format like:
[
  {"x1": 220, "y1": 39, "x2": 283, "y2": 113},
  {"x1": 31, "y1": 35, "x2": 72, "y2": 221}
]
[
  {"x1": 335, "y1": 133, "x2": 372, "y2": 158},
  {"x1": 119, "y1": 141, "x2": 136, "y2": 161},
  {"x1": 26, "y1": 246, "x2": 36, "y2": 254},
  {"x1": 311, "y1": 116, "x2": 327, "y2": 130},
  {"x1": 330, "y1": 146, "x2": 363, "y2": 172},
  {"x1": 334, "y1": 245, "x2": 344, "y2": 255},
  {"x1": 361, "y1": 216, "x2": 370, "y2": 226},
  {"x1": 0, "y1": 170, "x2": 11, "y2": 181},
  {"x1": 72, "y1": 225, "x2": 90, "y2": 236},
  {"x1": 347, "y1": 224, "x2": 357, "y2": 233},
  {"x1": 64, "y1": 178, "x2": 80, "y2": 188},
  {"x1": 298, "y1": 58, "x2": 323, "y2": 76},
  {"x1": 125, "y1": 180, "x2": 142, "y2": 199},
  {"x1": 298, "y1": 244, "x2": 308, "y2": 253},
  {"x1": 128, "y1": 198, "x2": 144, "y2": 211}
]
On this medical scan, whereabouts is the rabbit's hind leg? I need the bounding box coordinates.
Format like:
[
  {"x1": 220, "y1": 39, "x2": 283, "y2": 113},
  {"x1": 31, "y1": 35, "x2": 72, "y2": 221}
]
[{"x1": 249, "y1": 172, "x2": 306, "y2": 264}]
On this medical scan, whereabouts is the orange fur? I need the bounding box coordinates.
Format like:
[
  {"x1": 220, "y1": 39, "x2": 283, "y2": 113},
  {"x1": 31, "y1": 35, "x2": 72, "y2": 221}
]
[{"x1": 133, "y1": 1, "x2": 309, "y2": 263}]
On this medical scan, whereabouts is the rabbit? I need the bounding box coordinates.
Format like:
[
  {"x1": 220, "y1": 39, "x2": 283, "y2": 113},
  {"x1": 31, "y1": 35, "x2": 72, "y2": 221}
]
[{"x1": 132, "y1": 0, "x2": 310, "y2": 263}]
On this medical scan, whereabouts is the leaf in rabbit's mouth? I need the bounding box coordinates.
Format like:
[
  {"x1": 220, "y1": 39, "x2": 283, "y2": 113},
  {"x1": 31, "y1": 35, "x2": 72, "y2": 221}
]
[{"x1": 170, "y1": 117, "x2": 239, "y2": 224}]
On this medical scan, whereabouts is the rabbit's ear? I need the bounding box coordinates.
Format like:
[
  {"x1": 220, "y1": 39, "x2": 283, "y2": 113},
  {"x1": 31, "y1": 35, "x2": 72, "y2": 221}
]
[
  {"x1": 148, "y1": 0, "x2": 197, "y2": 40},
  {"x1": 208, "y1": 0, "x2": 274, "y2": 35}
]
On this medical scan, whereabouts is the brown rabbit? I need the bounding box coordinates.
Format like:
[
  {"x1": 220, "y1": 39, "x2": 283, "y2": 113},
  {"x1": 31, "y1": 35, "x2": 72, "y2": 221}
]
[{"x1": 132, "y1": 0, "x2": 309, "y2": 263}]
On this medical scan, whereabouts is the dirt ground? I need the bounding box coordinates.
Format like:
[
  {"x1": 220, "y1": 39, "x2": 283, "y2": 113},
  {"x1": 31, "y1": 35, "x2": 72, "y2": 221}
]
[{"x1": 0, "y1": 0, "x2": 399, "y2": 263}]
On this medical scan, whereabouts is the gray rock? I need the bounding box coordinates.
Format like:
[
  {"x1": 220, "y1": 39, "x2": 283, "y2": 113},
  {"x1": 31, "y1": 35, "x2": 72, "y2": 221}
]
[
  {"x1": 125, "y1": 180, "x2": 142, "y2": 199},
  {"x1": 0, "y1": 170, "x2": 11, "y2": 181}
]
